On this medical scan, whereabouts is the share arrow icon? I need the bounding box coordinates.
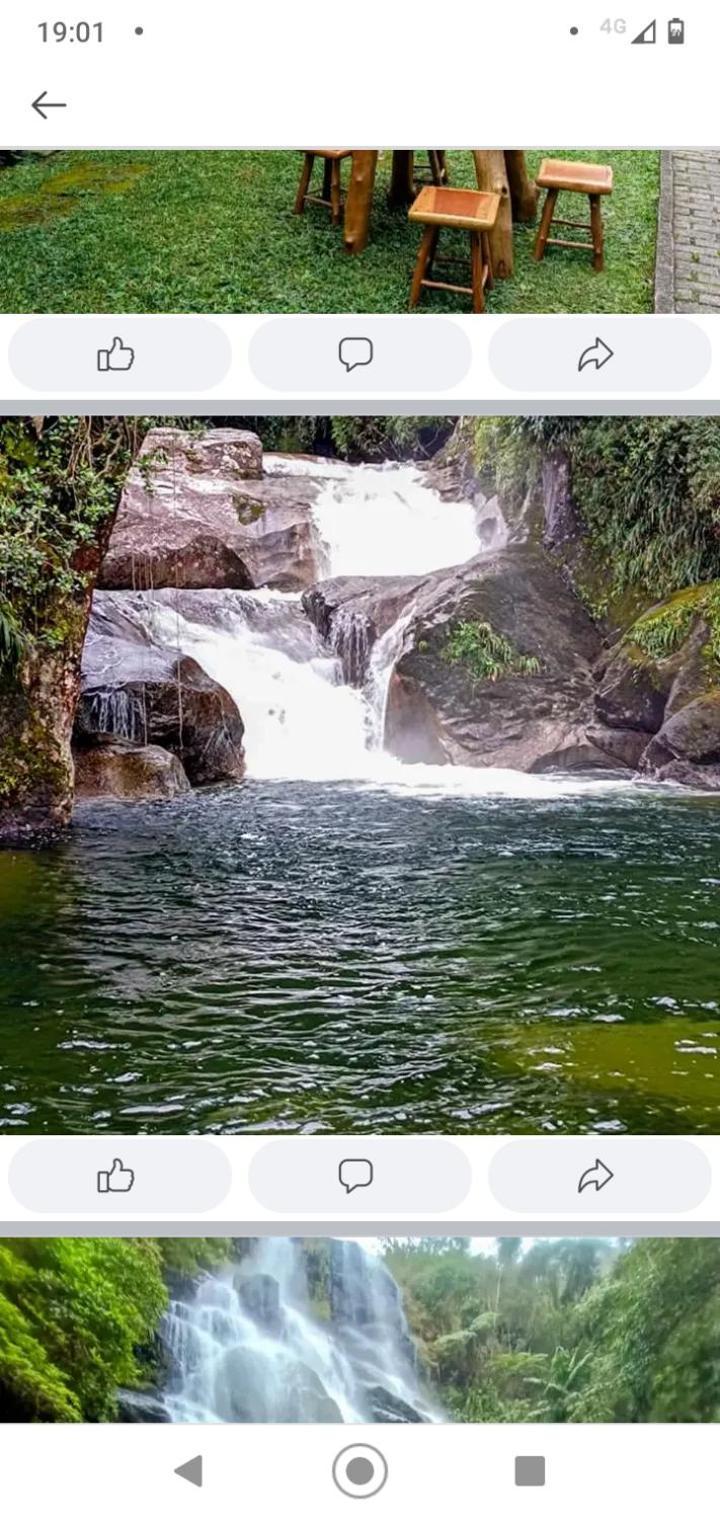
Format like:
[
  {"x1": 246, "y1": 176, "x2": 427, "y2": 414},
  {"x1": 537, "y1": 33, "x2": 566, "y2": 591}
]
[
  {"x1": 578, "y1": 338, "x2": 615, "y2": 373},
  {"x1": 578, "y1": 1159, "x2": 614, "y2": 1194}
]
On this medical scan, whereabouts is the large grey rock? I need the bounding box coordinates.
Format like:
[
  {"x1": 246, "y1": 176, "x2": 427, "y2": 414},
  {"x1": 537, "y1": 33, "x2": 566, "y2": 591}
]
[
  {"x1": 640, "y1": 693, "x2": 720, "y2": 787},
  {"x1": 215, "y1": 1349, "x2": 342, "y2": 1423},
  {"x1": 99, "y1": 429, "x2": 323, "y2": 592},
  {"x1": 599, "y1": 587, "x2": 720, "y2": 789},
  {"x1": 377, "y1": 546, "x2": 609, "y2": 772},
  {"x1": 77, "y1": 593, "x2": 246, "y2": 786},
  {"x1": 73, "y1": 738, "x2": 191, "y2": 801},
  {"x1": 367, "y1": 1385, "x2": 428, "y2": 1423},
  {"x1": 235, "y1": 1273, "x2": 283, "y2": 1334},
  {"x1": 116, "y1": 1389, "x2": 171, "y2": 1423},
  {"x1": 304, "y1": 574, "x2": 423, "y2": 685}
]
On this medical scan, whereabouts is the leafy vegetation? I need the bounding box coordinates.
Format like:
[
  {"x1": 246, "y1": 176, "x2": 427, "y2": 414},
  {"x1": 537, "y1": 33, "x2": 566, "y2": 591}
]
[
  {"x1": 0, "y1": 150, "x2": 658, "y2": 315},
  {"x1": 628, "y1": 582, "x2": 720, "y2": 666},
  {"x1": 0, "y1": 417, "x2": 149, "y2": 660},
  {"x1": 474, "y1": 417, "x2": 720, "y2": 609},
  {"x1": 443, "y1": 620, "x2": 541, "y2": 682},
  {"x1": 1, "y1": 1236, "x2": 717, "y2": 1424},
  {"x1": 384, "y1": 1237, "x2": 720, "y2": 1423},
  {"x1": 241, "y1": 415, "x2": 452, "y2": 462},
  {"x1": 0, "y1": 1238, "x2": 230, "y2": 1421}
]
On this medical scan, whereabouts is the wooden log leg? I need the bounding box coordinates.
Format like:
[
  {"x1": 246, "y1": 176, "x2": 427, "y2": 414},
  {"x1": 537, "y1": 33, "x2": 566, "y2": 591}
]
[
  {"x1": 534, "y1": 187, "x2": 558, "y2": 261},
  {"x1": 470, "y1": 231, "x2": 485, "y2": 313},
  {"x1": 344, "y1": 151, "x2": 379, "y2": 254},
  {"x1": 428, "y1": 151, "x2": 444, "y2": 186},
  {"x1": 390, "y1": 150, "x2": 416, "y2": 206},
  {"x1": 473, "y1": 150, "x2": 513, "y2": 278},
  {"x1": 330, "y1": 160, "x2": 343, "y2": 225},
  {"x1": 410, "y1": 225, "x2": 437, "y2": 308},
  {"x1": 425, "y1": 225, "x2": 440, "y2": 280},
  {"x1": 483, "y1": 229, "x2": 494, "y2": 291},
  {"x1": 322, "y1": 157, "x2": 333, "y2": 203},
  {"x1": 505, "y1": 150, "x2": 539, "y2": 223},
  {"x1": 589, "y1": 194, "x2": 604, "y2": 271},
  {"x1": 293, "y1": 152, "x2": 314, "y2": 215}
]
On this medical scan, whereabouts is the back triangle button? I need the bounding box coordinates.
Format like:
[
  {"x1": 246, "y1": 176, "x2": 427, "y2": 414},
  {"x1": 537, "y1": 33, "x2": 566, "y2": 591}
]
[{"x1": 175, "y1": 1455, "x2": 203, "y2": 1489}]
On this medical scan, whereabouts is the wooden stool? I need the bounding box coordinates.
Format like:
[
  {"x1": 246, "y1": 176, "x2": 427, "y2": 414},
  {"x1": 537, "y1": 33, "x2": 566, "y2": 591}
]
[
  {"x1": 294, "y1": 150, "x2": 353, "y2": 226},
  {"x1": 408, "y1": 185, "x2": 500, "y2": 313},
  {"x1": 533, "y1": 159, "x2": 614, "y2": 271}
]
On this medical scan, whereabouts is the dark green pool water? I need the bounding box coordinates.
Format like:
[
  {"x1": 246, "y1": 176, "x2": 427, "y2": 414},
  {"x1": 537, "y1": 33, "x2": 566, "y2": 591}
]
[{"x1": 1, "y1": 779, "x2": 718, "y2": 1134}]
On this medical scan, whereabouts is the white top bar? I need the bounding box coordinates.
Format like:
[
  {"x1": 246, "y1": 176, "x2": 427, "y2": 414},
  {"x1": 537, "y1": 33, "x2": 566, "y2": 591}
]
[{"x1": 0, "y1": 2, "x2": 716, "y2": 147}]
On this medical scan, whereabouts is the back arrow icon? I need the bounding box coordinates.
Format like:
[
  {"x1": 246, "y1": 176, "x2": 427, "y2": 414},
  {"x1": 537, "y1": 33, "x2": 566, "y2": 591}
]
[
  {"x1": 578, "y1": 1159, "x2": 614, "y2": 1194},
  {"x1": 578, "y1": 337, "x2": 614, "y2": 373},
  {"x1": 32, "y1": 91, "x2": 68, "y2": 120}
]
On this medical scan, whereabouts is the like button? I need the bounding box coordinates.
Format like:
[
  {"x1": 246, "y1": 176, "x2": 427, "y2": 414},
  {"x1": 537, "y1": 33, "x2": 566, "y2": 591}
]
[
  {"x1": 97, "y1": 1157, "x2": 135, "y2": 1194},
  {"x1": 97, "y1": 336, "x2": 135, "y2": 372}
]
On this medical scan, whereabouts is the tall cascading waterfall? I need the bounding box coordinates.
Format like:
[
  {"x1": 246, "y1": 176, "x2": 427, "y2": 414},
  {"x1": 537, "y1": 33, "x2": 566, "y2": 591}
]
[
  {"x1": 104, "y1": 457, "x2": 492, "y2": 784},
  {"x1": 158, "y1": 1239, "x2": 438, "y2": 1424}
]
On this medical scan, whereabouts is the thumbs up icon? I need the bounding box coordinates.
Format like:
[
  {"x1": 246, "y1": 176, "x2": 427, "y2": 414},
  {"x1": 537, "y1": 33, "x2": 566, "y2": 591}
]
[
  {"x1": 97, "y1": 336, "x2": 135, "y2": 372},
  {"x1": 97, "y1": 1158, "x2": 135, "y2": 1193}
]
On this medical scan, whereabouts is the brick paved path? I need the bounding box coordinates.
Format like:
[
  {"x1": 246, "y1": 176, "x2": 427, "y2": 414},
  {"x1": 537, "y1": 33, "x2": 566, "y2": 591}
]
[{"x1": 656, "y1": 150, "x2": 720, "y2": 312}]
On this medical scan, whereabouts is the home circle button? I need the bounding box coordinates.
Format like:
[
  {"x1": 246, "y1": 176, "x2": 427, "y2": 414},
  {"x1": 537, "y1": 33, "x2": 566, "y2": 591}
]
[{"x1": 332, "y1": 1444, "x2": 388, "y2": 1499}]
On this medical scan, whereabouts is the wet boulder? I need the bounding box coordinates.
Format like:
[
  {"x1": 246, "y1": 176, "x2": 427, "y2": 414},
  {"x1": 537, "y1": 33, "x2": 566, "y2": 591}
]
[
  {"x1": 304, "y1": 574, "x2": 423, "y2": 685},
  {"x1": 73, "y1": 738, "x2": 191, "y2": 801},
  {"x1": 78, "y1": 595, "x2": 246, "y2": 786},
  {"x1": 640, "y1": 693, "x2": 720, "y2": 788},
  {"x1": 215, "y1": 1349, "x2": 342, "y2": 1423},
  {"x1": 381, "y1": 545, "x2": 608, "y2": 772},
  {"x1": 99, "y1": 428, "x2": 322, "y2": 592},
  {"x1": 235, "y1": 1273, "x2": 283, "y2": 1335},
  {"x1": 366, "y1": 1385, "x2": 428, "y2": 1423},
  {"x1": 116, "y1": 1389, "x2": 171, "y2": 1423},
  {"x1": 599, "y1": 586, "x2": 720, "y2": 789}
]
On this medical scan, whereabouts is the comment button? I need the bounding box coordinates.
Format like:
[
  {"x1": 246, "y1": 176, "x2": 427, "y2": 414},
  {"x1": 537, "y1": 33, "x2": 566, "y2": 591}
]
[
  {"x1": 250, "y1": 317, "x2": 472, "y2": 393},
  {"x1": 249, "y1": 1138, "x2": 472, "y2": 1214}
]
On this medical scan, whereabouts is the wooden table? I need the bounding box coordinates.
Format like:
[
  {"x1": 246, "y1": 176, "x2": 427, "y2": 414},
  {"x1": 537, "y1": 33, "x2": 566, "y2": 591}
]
[{"x1": 343, "y1": 151, "x2": 538, "y2": 279}]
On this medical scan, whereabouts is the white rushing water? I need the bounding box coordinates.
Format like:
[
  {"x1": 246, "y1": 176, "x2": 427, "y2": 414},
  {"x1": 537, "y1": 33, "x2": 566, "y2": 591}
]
[
  {"x1": 98, "y1": 456, "x2": 639, "y2": 798},
  {"x1": 159, "y1": 1238, "x2": 437, "y2": 1424},
  {"x1": 309, "y1": 460, "x2": 484, "y2": 577}
]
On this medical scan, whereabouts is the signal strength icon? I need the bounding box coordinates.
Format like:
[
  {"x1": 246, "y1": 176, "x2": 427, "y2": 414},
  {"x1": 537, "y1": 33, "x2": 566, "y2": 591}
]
[{"x1": 632, "y1": 19, "x2": 657, "y2": 43}]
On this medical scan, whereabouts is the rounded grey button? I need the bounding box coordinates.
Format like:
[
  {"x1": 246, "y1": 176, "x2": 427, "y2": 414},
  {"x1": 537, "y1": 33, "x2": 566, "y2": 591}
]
[
  {"x1": 9, "y1": 1137, "x2": 232, "y2": 1213},
  {"x1": 489, "y1": 1137, "x2": 712, "y2": 1214},
  {"x1": 489, "y1": 316, "x2": 712, "y2": 392},
  {"x1": 250, "y1": 316, "x2": 472, "y2": 393},
  {"x1": 249, "y1": 1137, "x2": 472, "y2": 1213},
  {"x1": 333, "y1": 1445, "x2": 388, "y2": 1499},
  {"x1": 9, "y1": 316, "x2": 232, "y2": 392}
]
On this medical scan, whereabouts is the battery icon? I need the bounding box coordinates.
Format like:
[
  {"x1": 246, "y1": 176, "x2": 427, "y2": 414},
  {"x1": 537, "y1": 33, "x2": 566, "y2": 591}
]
[{"x1": 668, "y1": 18, "x2": 685, "y2": 43}]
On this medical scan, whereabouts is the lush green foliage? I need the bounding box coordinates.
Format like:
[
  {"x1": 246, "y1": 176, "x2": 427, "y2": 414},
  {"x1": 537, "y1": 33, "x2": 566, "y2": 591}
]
[
  {"x1": 0, "y1": 150, "x2": 658, "y2": 315},
  {"x1": 383, "y1": 1237, "x2": 720, "y2": 1423},
  {"x1": 476, "y1": 417, "x2": 720, "y2": 608},
  {"x1": 240, "y1": 415, "x2": 451, "y2": 462},
  {"x1": 0, "y1": 417, "x2": 148, "y2": 659},
  {"x1": 628, "y1": 582, "x2": 720, "y2": 665},
  {"x1": 443, "y1": 620, "x2": 541, "y2": 682},
  {"x1": 0, "y1": 1238, "x2": 230, "y2": 1421}
]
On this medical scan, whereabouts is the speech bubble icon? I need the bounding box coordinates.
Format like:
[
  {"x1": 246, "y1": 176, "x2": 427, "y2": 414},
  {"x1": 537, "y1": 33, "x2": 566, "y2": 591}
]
[
  {"x1": 338, "y1": 1157, "x2": 374, "y2": 1194},
  {"x1": 338, "y1": 336, "x2": 374, "y2": 373}
]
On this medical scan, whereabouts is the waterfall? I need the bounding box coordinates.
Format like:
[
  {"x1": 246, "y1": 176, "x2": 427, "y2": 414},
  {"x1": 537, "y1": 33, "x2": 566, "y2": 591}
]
[
  {"x1": 158, "y1": 1239, "x2": 438, "y2": 1425},
  {"x1": 87, "y1": 455, "x2": 622, "y2": 797},
  {"x1": 309, "y1": 460, "x2": 484, "y2": 577}
]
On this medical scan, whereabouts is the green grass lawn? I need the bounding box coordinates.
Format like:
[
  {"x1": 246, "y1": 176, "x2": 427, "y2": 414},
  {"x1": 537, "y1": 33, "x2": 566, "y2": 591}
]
[{"x1": 0, "y1": 149, "x2": 660, "y2": 314}]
